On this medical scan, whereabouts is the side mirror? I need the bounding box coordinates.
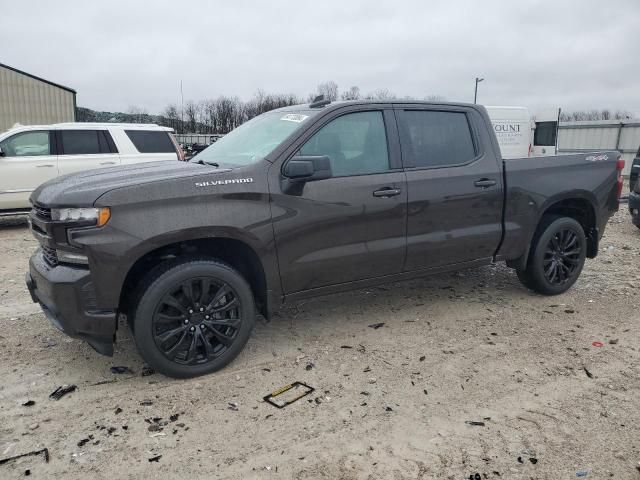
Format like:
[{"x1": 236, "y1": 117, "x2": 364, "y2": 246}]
[{"x1": 283, "y1": 155, "x2": 332, "y2": 182}]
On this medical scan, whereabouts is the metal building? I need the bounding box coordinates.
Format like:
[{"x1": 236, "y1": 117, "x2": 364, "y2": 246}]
[
  {"x1": 558, "y1": 119, "x2": 640, "y2": 176},
  {"x1": 0, "y1": 63, "x2": 76, "y2": 133}
]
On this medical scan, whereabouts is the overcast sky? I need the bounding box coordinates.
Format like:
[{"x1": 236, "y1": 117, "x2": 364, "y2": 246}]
[{"x1": 2, "y1": 0, "x2": 638, "y2": 115}]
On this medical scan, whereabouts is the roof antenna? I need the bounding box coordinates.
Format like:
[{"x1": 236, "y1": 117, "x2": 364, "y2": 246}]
[{"x1": 309, "y1": 94, "x2": 331, "y2": 108}]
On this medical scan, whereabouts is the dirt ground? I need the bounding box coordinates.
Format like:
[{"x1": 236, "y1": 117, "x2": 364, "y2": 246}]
[{"x1": 0, "y1": 208, "x2": 638, "y2": 480}]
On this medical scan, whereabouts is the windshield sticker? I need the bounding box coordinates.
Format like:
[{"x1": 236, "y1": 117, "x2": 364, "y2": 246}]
[
  {"x1": 585, "y1": 154, "x2": 608, "y2": 162},
  {"x1": 280, "y1": 114, "x2": 309, "y2": 123},
  {"x1": 195, "y1": 178, "x2": 254, "y2": 187}
]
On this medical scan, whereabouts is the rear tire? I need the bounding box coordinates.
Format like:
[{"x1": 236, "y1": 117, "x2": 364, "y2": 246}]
[
  {"x1": 131, "y1": 258, "x2": 255, "y2": 378},
  {"x1": 516, "y1": 216, "x2": 586, "y2": 295}
]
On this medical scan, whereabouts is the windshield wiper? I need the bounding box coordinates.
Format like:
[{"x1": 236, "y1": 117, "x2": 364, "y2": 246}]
[{"x1": 195, "y1": 159, "x2": 220, "y2": 167}]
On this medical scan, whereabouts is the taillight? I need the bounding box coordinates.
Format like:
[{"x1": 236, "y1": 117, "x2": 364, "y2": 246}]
[{"x1": 616, "y1": 158, "x2": 625, "y2": 199}]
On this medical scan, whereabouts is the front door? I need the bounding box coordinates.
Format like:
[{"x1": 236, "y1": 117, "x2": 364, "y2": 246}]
[
  {"x1": 0, "y1": 130, "x2": 58, "y2": 209},
  {"x1": 395, "y1": 107, "x2": 504, "y2": 271},
  {"x1": 271, "y1": 108, "x2": 407, "y2": 294}
]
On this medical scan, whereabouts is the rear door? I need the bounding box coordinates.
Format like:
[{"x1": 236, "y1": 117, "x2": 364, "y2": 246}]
[
  {"x1": 0, "y1": 130, "x2": 58, "y2": 209},
  {"x1": 395, "y1": 106, "x2": 504, "y2": 271},
  {"x1": 271, "y1": 107, "x2": 407, "y2": 293},
  {"x1": 56, "y1": 129, "x2": 120, "y2": 175}
]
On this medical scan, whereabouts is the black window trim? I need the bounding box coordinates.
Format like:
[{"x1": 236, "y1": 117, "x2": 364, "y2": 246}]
[
  {"x1": 281, "y1": 106, "x2": 401, "y2": 179},
  {"x1": 395, "y1": 107, "x2": 484, "y2": 171}
]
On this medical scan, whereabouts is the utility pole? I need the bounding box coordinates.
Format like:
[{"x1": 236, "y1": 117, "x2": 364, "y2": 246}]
[
  {"x1": 180, "y1": 80, "x2": 184, "y2": 133},
  {"x1": 474, "y1": 77, "x2": 484, "y2": 104}
]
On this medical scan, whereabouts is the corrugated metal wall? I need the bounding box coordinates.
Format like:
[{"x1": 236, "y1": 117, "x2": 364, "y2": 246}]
[
  {"x1": 0, "y1": 66, "x2": 75, "y2": 133},
  {"x1": 558, "y1": 120, "x2": 640, "y2": 176}
]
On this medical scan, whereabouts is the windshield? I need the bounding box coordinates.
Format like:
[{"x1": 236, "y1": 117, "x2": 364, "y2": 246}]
[{"x1": 191, "y1": 111, "x2": 315, "y2": 167}]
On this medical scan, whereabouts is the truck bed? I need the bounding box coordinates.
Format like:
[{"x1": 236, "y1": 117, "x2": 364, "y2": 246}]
[{"x1": 498, "y1": 151, "x2": 621, "y2": 262}]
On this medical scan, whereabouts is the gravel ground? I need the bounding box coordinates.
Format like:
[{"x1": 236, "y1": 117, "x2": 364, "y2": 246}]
[{"x1": 0, "y1": 209, "x2": 638, "y2": 479}]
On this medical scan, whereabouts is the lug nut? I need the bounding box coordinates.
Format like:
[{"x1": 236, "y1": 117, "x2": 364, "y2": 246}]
[
  {"x1": 188, "y1": 309, "x2": 194, "y2": 314},
  {"x1": 200, "y1": 324, "x2": 205, "y2": 330},
  {"x1": 183, "y1": 319, "x2": 189, "y2": 324},
  {"x1": 205, "y1": 315, "x2": 210, "y2": 320},
  {"x1": 189, "y1": 326, "x2": 195, "y2": 332},
  {"x1": 199, "y1": 307, "x2": 204, "y2": 312}
]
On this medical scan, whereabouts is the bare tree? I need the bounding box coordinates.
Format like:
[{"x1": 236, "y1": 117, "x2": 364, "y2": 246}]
[
  {"x1": 314, "y1": 81, "x2": 339, "y2": 101},
  {"x1": 184, "y1": 101, "x2": 200, "y2": 133},
  {"x1": 364, "y1": 88, "x2": 396, "y2": 100},
  {"x1": 341, "y1": 86, "x2": 361, "y2": 101},
  {"x1": 424, "y1": 95, "x2": 446, "y2": 102},
  {"x1": 560, "y1": 109, "x2": 634, "y2": 122},
  {"x1": 126, "y1": 105, "x2": 149, "y2": 123}
]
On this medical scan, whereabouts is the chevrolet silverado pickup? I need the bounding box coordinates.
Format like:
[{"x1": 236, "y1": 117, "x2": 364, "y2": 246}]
[{"x1": 25, "y1": 99, "x2": 625, "y2": 378}]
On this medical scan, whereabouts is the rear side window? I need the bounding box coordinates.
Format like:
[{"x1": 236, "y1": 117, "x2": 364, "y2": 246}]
[
  {"x1": 125, "y1": 130, "x2": 175, "y2": 153},
  {"x1": 398, "y1": 110, "x2": 476, "y2": 168},
  {"x1": 534, "y1": 121, "x2": 557, "y2": 146},
  {"x1": 60, "y1": 130, "x2": 116, "y2": 155}
]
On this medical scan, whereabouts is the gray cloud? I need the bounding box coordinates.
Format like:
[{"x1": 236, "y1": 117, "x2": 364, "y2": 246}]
[{"x1": 2, "y1": 0, "x2": 638, "y2": 115}]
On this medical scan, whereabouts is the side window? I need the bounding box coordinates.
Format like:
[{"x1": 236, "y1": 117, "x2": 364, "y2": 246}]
[
  {"x1": 398, "y1": 110, "x2": 476, "y2": 168},
  {"x1": 125, "y1": 130, "x2": 176, "y2": 153},
  {"x1": 60, "y1": 130, "x2": 103, "y2": 155},
  {"x1": 299, "y1": 111, "x2": 389, "y2": 177},
  {"x1": 534, "y1": 121, "x2": 557, "y2": 146},
  {"x1": 0, "y1": 131, "x2": 50, "y2": 157}
]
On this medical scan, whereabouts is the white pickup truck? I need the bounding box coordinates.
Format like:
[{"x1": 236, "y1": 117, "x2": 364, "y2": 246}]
[{"x1": 0, "y1": 123, "x2": 183, "y2": 214}]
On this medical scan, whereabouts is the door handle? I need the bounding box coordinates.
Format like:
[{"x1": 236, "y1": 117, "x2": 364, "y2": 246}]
[
  {"x1": 36, "y1": 164, "x2": 55, "y2": 168},
  {"x1": 474, "y1": 179, "x2": 496, "y2": 188},
  {"x1": 100, "y1": 161, "x2": 116, "y2": 165},
  {"x1": 373, "y1": 188, "x2": 401, "y2": 198}
]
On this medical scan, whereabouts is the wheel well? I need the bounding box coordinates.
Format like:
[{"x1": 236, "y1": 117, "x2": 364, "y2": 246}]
[
  {"x1": 541, "y1": 198, "x2": 598, "y2": 257},
  {"x1": 119, "y1": 238, "x2": 268, "y2": 318}
]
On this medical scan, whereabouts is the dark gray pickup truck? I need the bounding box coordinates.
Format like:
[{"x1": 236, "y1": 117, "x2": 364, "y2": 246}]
[{"x1": 25, "y1": 99, "x2": 624, "y2": 378}]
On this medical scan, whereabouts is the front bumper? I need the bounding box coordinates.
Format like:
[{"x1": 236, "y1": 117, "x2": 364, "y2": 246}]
[
  {"x1": 630, "y1": 191, "x2": 640, "y2": 227},
  {"x1": 26, "y1": 249, "x2": 116, "y2": 355}
]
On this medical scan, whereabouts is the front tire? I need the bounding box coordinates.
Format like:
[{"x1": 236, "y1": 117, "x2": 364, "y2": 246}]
[
  {"x1": 132, "y1": 258, "x2": 255, "y2": 378},
  {"x1": 516, "y1": 216, "x2": 586, "y2": 295}
]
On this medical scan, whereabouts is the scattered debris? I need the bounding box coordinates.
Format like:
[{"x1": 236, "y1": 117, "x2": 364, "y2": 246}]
[
  {"x1": 0, "y1": 448, "x2": 49, "y2": 466},
  {"x1": 465, "y1": 421, "x2": 485, "y2": 427},
  {"x1": 141, "y1": 366, "x2": 155, "y2": 377},
  {"x1": 77, "y1": 436, "x2": 93, "y2": 447},
  {"x1": 228, "y1": 402, "x2": 239, "y2": 411},
  {"x1": 305, "y1": 362, "x2": 315, "y2": 371},
  {"x1": 530, "y1": 457, "x2": 538, "y2": 464},
  {"x1": 583, "y1": 367, "x2": 593, "y2": 379},
  {"x1": 609, "y1": 338, "x2": 619, "y2": 345},
  {"x1": 564, "y1": 309, "x2": 575, "y2": 314},
  {"x1": 169, "y1": 414, "x2": 179, "y2": 422},
  {"x1": 419, "y1": 356, "x2": 425, "y2": 362},
  {"x1": 110, "y1": 366, "x2": 133, "y2": 374},
  {"x1": 114, "y1": 407, "x2": 123, "y2": 415},
  {"x1": 591, "y1": 341, "x2": 604, "y2": 348},
  {"x1": 468, "y1": 474, "x2": 481, "y2": 480},
  {"x1": 517, "y1": 456, "x2": 524, "y2": 464},
  {"x1": 340, "y1": 345, "x2": 353, "y2": 349},
  {"x1": 140, "y1": 400, "x2": 153, "y2": 406},
  {"x1": 264, "y1": 382, "x2": 315, "y2": 409},
  {"x1": 49, "y1": 385, "x2": 77, "y2": 400},
  {"x1": 368, "y1": 322, "x2": 385, "y2": 329},
  {"x1": 576, "y1": 470, "x2": 588, "y2": 477},
  {"x1": 385, "y1": 406, "x2": 393, "y2": 412},
  {"x1": 148, "y1": 424, "x2": 162, "y2": 432},
  {"x1": 22, "y1": 400, "x2": 35, "y2": 407},
  {"x1": 148, "y1": 455, "x2": 162, "y2": 463}
]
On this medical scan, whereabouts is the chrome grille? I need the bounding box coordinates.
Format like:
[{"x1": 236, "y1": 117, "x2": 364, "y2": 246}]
[{"x1": 42, "y1": 246, "x2": 58, "y2": 267}]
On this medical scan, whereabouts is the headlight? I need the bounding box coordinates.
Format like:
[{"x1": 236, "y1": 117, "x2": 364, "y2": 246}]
[{"x1": 51, "y1": 207, "x2": 111, "y2": 226}]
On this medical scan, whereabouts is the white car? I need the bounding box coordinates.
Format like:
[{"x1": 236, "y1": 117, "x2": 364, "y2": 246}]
[{"x1": 0, "y1": 123, "x2": 184, "y2": 213}]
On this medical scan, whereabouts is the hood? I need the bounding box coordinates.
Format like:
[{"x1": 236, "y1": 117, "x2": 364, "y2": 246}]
[{"x1": 31, "y1": 160, "x2": 232, "y2": 207}]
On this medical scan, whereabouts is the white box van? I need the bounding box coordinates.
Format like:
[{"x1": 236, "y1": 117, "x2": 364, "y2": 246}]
[
  {"x1": 485, "y1": 106, "x2": 560, "y2": 159},
  {"x1": 0, "y1": 123, "x2": 184, "y2": 213}
]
